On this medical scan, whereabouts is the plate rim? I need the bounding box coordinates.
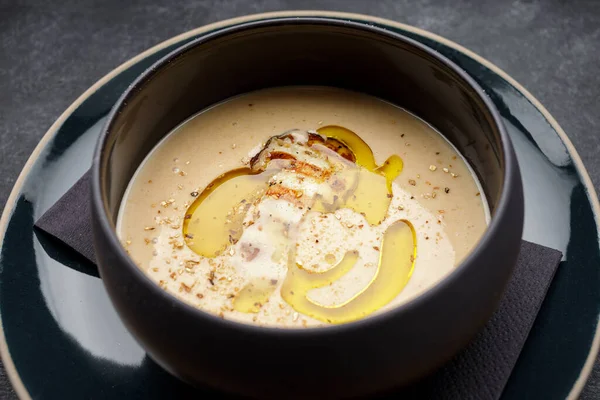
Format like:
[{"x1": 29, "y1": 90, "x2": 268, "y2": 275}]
[{"x1": 1, "y1": 10, "x2": 598, "y2": 400}]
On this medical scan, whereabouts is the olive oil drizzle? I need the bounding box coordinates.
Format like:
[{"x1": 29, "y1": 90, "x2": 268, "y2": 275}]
[
  {"x1": 281, "y1": 220, "x2": 416, "y2": 324},
  {"x1": 317, "y1": 125, "x2": 403, "y2": 192},
  {"x1": 183, "y1": 126, "x2": 417, "y2": 324},
  {"x1": 232, "y1": 279, "x2": 278, "y2": 313},
  {"x1": 315, "y1": 126, "x2": 403, "y2": 225},
  {"x1": 183, "y1": 168, "x2": 270, "y2": 258}
]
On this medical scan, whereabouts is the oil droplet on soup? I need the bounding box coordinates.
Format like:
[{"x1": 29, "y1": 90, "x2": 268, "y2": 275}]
[{"x1": 183, "y1": 126, "x2": 416, "y2": 324}]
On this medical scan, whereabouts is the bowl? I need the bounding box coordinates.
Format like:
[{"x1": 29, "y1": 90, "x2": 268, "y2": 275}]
[{"x1": 91, "y1": 17, "x2": 524, "y2": 398}]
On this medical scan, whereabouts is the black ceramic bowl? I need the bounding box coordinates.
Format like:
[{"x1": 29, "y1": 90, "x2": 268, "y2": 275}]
[{"x1": 91, "y1": 18, "x2": 524, "y2": 399}]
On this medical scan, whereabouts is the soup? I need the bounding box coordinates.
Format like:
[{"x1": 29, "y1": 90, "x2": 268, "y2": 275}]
[{"x1": 117, "y1": 87, "x2": 488, "y2": 327}]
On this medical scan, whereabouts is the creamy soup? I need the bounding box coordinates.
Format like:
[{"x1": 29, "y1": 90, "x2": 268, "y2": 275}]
[{"x1": 118, "y1": 87, "x2": 488, "y2": 327}]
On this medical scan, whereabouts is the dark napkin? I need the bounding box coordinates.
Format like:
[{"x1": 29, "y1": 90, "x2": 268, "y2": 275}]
[
  {"x1": 34, "y1": 170, "x2": 562, "y2": 400},
  {"x1": 36, "y1": 171, "x2": 97, "y2": 263}
]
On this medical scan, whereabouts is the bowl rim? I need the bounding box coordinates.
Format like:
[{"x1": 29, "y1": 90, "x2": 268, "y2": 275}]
[{"x1": 91, "y1": 16, "x2": 518, "y2": 336}]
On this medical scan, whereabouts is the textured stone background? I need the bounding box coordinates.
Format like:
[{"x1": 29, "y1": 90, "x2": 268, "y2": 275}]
[{"x1": 1, "y1": 0, "x2": 599, "y2": 398}]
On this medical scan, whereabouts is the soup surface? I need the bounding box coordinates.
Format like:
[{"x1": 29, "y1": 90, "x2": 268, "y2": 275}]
[{"x1": 118, "y1": 87, "x2": 488, "y2": 327}]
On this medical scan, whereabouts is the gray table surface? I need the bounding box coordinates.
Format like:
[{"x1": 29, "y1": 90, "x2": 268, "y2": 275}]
[{"x1": 1, "y1": 0, "x2": 599, "y2": 398}]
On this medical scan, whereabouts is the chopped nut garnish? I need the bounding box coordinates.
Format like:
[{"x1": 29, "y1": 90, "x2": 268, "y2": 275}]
[
  {"x1": 443, "y1": 168, "x2": 449, "y2": 173},
  {"x1": 451, "y1": 172, "x2": 458, "y2": 178},
  {"x1": 180, "y1": 282, "x2": 192, "y2": 293},
  {"x1": 190, "y1": 191, "x2": 199, "y2": 197},
  {"x1": 408, "y1": 179, "x2": 416, "y2": 186},
  {"x1": 373, "y1": 246, "x2": 380, "y2": 251},
  {"x1": 196, "y1": 293, "x2": 204, "y2": 299},
  {"x1": 144, "y1": 226, "x2": 155, "y2": 231},
  {"x1": 429, "y1": 165, "x2": 437, "y2": 171},
  {"x1": 444, "y1": 187, "x2": 450, "y2": 194},
  {"x1": 169, "y1": 239, "x2": 184, "y2": 249}
]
